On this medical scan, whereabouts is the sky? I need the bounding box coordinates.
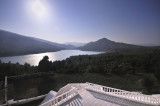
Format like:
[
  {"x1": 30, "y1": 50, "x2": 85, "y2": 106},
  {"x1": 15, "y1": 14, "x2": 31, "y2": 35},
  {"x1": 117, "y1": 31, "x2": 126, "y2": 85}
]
[{"x1": 0, "y1": 0, "x2": 160, "y2": 45}]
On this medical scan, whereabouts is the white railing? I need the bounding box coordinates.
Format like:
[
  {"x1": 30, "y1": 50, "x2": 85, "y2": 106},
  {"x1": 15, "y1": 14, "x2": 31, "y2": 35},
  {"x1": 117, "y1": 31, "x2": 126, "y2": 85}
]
[
  {"x1": 85, "y1": 82, "x2": 160, "y2": 105},
  {"x1": 55, "y1": 83, "x2": 87, "y2": 97},
  {"x1": 39, "y1": 87, "x2": 78, "y2": 106},
  {"x1": 40, "y1": 82, "x2": 160, "y2": 106}
]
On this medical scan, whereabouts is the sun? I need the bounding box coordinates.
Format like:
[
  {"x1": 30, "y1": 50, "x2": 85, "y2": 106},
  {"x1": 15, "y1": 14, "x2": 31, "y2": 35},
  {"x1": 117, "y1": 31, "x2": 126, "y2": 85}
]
[{"x1": 31, "y1": 0, "x2": 46, "y2": 19}]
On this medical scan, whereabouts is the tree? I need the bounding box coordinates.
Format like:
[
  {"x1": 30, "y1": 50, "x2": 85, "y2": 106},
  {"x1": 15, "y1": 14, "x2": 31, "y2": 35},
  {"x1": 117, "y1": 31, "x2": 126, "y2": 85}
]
[
  {"x1": 38, "y1": 56, "x2": 52, "y2": 72},
  {"x1": 154, "y1": 66, "x2": 160, "y2": 80},
  {"x1": 142, "y1": 75, "x2": 154, "y2": 93}
]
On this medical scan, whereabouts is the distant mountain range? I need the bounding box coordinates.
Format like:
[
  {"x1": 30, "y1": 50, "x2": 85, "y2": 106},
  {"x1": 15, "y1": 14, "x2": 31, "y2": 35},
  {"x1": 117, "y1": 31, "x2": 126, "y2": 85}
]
[
  {"x1": 64, "y1": 42, "x2": 86, "y2": 47},
  {"x1": 77, "y1": 38, "x2": 160, "y2": 52},
  {"x1": 0, "y1": 30, "x2": 159, "y2": 57},
  {"x1": 133, "y1": 43, "x2": 160, "y2": 47},
  {"x1": 0, "y1": 30, "x2": 75, "y2": 57},
  {"x1": 33, "y1": 38, "x2": 75, "y2": 49}
]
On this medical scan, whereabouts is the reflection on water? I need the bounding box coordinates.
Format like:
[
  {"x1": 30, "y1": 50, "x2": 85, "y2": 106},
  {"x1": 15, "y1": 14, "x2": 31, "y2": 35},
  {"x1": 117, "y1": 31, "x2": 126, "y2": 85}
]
[{"x1": 0, "y1": 50, "x2": 102, "y2": 66}]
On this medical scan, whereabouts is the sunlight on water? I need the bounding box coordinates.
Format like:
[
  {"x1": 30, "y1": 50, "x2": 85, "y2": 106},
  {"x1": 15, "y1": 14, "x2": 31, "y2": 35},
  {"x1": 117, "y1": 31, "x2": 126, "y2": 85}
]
[{"x1": 0, "y1": 50, "x2": 103, "y2": 66}]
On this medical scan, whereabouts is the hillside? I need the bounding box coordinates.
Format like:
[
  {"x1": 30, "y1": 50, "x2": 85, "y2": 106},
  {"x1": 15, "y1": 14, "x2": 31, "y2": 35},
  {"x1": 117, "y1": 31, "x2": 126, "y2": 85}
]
[
  {"x1": 77, "y1": 38, "x2": 159, "y2": 52},
  {"x1": 1, "y1": 50, "x2": 160, "y2": 94},
  {"x1": 0, "y1": 30, "x2": 74, "y2": 57},
  {"x1": 64, "y1": 42, "x2": 86, "y2": 47},
  {"x1": 34, "y1": 38, "x2": 76, "y2": 49}
]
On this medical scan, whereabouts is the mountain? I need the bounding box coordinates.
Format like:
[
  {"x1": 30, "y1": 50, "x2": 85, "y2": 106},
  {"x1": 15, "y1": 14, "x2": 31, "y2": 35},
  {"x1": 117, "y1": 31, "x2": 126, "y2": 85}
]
[
  {"x1": 77, "y1": 38, "x2": 158, "y2": 52},
  {"x1": 33, "y1": 38, "x2": 76, "y2": 49},
  {"x1": 133, "y1": 43, "x2": 160, "y2": 47},
  {"x1": 1, "y1": 30, "x2": 159, "y2": 57},
  {"x1": 0, "y1": 30, "x2": 74, "y2": 57},
  {"x1": 64, "y1": 42, "x2": 86, "y2": 47}
]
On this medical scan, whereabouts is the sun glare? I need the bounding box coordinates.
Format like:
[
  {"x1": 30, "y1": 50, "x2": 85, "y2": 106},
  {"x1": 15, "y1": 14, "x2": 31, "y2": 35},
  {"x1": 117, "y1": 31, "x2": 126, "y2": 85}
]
[{"x1": 31, "y1": 0, "x2": 46, "y2": 19}]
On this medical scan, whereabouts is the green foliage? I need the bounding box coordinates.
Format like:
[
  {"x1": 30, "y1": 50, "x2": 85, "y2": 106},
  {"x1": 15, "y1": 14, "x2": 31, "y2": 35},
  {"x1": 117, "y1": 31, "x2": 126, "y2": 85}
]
[
  {"x1": 0, "y1": 49, "x2": 160, "y2": 94},
  {"x1": 1, "y1": 50, "x2": 160, "y2": 78},
  {"x1": 154, "y1": 66, "x2": 160, "y2": 80},
  {"x1": 48, "y1": 50, "x2": 160, "y2": 77},
  {"x1": 0, "y1": 61, "x2": 38, "y2": 81},
  {"x1": 142, "y1": 75, "x2": 155, "y2": 93},
  {"x1": 38, "y1": 56, "x2": 52, "y2": 72}
]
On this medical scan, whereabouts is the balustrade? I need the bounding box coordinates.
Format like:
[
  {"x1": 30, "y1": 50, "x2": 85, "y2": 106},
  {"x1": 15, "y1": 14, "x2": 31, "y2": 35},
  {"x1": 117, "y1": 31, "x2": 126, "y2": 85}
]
[
  {"x1": 85, "y1": 82, "x2": 160, "y2": 105},
  {"x1": 40, "y1": 82, "x2": 160, "y2": 106},
  {"x1": 40, "y1": 87, "x2": 78, "y2": 106}
]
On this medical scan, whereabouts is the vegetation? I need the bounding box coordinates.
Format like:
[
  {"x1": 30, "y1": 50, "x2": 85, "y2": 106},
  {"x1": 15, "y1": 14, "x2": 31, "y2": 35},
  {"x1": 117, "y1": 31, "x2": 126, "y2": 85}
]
[
  {"x1": 50, "y1": 50, "x2": 160, "y2": 76},
  {"x1": 0, "y1": 61, "x2": 38, "y2": 81},
  {"x1": 142, "y1": 75, "x2": 155, "y2": 92},
  {"x1": 0, "y1": 50, "x2": 160, "y2": 94},
  {"x1": 38, "y1": 56, "x2": 52, "y2": 72}
]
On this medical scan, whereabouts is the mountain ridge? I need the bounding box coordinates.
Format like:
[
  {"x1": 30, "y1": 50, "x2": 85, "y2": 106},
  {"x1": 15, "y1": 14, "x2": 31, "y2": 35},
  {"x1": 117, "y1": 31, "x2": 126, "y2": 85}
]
[
  {"x1": 0, "y1": 29, "x2": 159, "y2": 57},
  {"x1": 0, "y1": 30, "x2": 75, "y2": 57},
  {"x1": 77, "y1": 38, "x2": 159, "y2": 52},
  {"x1": 64, "y1": 42, "x2": 86, "y2": 47}
]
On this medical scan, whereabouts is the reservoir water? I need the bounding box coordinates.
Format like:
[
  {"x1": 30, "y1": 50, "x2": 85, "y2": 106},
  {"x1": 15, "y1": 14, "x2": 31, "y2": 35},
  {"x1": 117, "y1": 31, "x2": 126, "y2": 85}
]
[
  {"x1": 0, "y1": 50, "x2": 102, "y2": 66},
  {"x1": 0, "y1": 50, "x2": 103, "y2": 105}
]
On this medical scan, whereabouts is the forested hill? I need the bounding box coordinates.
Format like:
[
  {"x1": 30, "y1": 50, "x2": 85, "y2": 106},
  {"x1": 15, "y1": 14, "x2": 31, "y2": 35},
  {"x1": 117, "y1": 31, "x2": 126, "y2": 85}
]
[
  {"x1": 77, "y1": 38, "x2": 160, "y2": 52},
  {"x1": 0, "y1": 50, "x2": 160, "y2": 93},
  {"x1": 0, "y1": 30, "x2": 75, "y2": 57}
]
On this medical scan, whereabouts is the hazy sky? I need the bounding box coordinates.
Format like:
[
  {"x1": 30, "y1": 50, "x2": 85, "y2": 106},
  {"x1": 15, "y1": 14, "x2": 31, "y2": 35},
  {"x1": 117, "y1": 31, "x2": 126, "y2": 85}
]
[{"x1": 0, "y1": 0, "x2": 160, "y2": 45}]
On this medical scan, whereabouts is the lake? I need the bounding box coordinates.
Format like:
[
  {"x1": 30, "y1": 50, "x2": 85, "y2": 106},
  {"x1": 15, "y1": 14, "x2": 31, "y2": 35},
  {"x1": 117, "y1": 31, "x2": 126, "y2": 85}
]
[{"x1": 0, "y1": 50, "x2": 103, "y2": 66}]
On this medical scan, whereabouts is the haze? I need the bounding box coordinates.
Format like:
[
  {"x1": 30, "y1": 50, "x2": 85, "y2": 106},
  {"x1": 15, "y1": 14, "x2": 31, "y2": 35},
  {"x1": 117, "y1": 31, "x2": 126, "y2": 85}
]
[{"x1": 0, "y1": 0, "x2": 160, "y2": 45}]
